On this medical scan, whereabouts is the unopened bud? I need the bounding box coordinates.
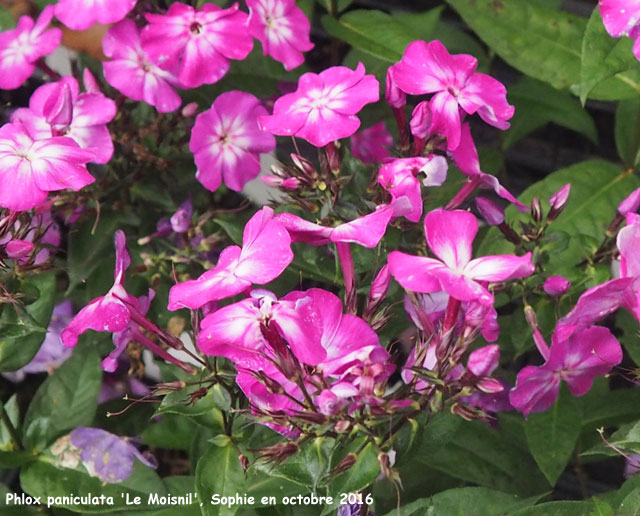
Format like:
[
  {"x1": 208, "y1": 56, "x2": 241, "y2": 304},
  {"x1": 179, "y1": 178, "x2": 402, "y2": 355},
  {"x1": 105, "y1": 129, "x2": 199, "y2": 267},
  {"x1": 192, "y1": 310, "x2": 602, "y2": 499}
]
[
  {"x1": 170, "y1": 199, "x2": 192, "y2": 233},
  {"x1": 256, "y1": 442, "x2": 299, "y2": 465},
  {"x1": 6, "y1": 239, "x2": 34, "y2": 259},
  {"x1": 548, "y1": 184, "x2": 571, "y2": 221},
  {"x1": 83, "y1": 68, "x2": 100, "y2": 94},
  {"x1": 467, "y1": 344, "x2": 499, "y2": 377},
  {"x1": 451, "y1": 402, "x2": 480, "y2": 421},
  {"x1": 181, "y1": 102, "x2": 199, "y2": 117},
  {"x1": 531, "y1": 197, "x2": 542, "y2": 223},
  {"x1": 291, "y1": 153, "x2": 315, "y2": 176},
  {"x1": 524, "y1": 304, "x2": 538, "y2": 329},
  {"x1": 152, "y1": 380, "x2": 187, "y2": 395},
  {"x1": 334, "y1": 420, "x2": 351, "y2": 433},
  {"x1": 543, "y1": 275, "x2": 570, "y2": 297},
  {"x1": 239, "y1": 454, "x2": 250, "y2": 474},
  {"x1": 330, "y1": 453, "x2": 357, "y2": 477},
  {"x1": 476, "y1": 377, "x2": 504, "y2": 394},
  {"x1": 475, "y1": 197, "x2": 504, "y2": 226}
]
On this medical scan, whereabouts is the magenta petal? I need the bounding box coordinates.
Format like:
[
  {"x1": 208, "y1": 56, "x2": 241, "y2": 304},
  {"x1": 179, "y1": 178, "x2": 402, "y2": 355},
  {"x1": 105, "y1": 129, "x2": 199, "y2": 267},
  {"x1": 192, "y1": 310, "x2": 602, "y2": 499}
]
[
  {"x1": 509, "y1": 365, "x2": 560, "y2": 417},
  {"x1": 61, "y1": 295, "x2": 131, "y2": 348},
  {"x1": 464, "y1": 252, "x2": 534, "y2": 282},
  {"x1": 618, "y1": 216, "x2": 640, "y2": 278},
  {"x1": 388, "y1": 251, "x2": 444, "y2": 293},
  {"x1": 467, "y1": 344, "x2": 500, "y2": 376},
  {"x1": 331, "y1": 205, "x2": 393, "y2": 248},
  {"x1": 425, "y1": 208, "x2": 477, "y2": 269}
]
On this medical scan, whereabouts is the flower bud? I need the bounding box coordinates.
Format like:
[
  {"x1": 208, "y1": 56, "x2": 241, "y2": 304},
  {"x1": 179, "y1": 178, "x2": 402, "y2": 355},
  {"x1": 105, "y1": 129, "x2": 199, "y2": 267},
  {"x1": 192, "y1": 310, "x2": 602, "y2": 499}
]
[
  {"x1": 409, "y1": 101, "x2": 432, "y2": 139},
  {"x1": 290, "y1": 153, "x2": 315, "y2": 176},
  {"x1": 170, "y1": 199, "x2": 192, "y2": 233},
  {"x1": 83, "y1": 68, "x2": 101, "y2": 94},
  {"x1": 451, "y1": 402, "x2": 480, "y2": 421},
  {"x1": 365, "y1": 265, "x2": 390, "y2": 311},
  {"x1": 467, "y1": 344, "x2": 499, "y2": 377},
  {"x1": 548, "y1": 184, "x2": 571, "y2": 221},
  {"x1": 524, "y1": 304, "x2": 538, "y2": 329},
  {"x1": 6, "y1": 239, "x2": 34, "y2": 259},
  {"x1": 385, "y1": 68, "x2": 406, "y2": 109},
  {"x1": 618, "y1": 187, "x2": 640, "y2": 216},
  {"x1": 256, "y1": 442, "x2": 299, "y2": 465},
  {"x1": 329, "y1": 453, "x2": 357, "y2": 477},
  {"x1": 475, "y1": 197, "x2": 504, "y2": 226},
  {"x1": 543, "y1": 275, "x2": 570, "y2": 297},
  {"x1": 181, "y1": 102, "x2": 199, "y2": 117},
  {"x1": 475, "y1": 377, "x2": 504, "y2": 394},
  {"x1": 531, "y1": 197, "x2": 542, "y2": 223}
]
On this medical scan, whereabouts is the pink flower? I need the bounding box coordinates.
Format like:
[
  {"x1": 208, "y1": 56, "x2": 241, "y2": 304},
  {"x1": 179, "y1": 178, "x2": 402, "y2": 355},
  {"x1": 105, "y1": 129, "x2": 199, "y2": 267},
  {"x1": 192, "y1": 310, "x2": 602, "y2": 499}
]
[
  {"x1": 450, "y1": 124, "x2": 527, "y2": 211},
  {"x1": 54, "y1": 0, "x2": 137, "y2": 31},
  {"x1": 61, "y1": 231, "x2": 138, "y2": 349},
  {"x1": 0, "y1": 123, "x2": 95, "y2": 212},
  {"x1": 247, "y1": 0, "x2": 314, "y2": 71},
  {"x1": 378, "y1": 156, "x2": 448, "y2": 222},
  {"x1": 5, "y1": 239, "x2": 34, "y2": 259},
  {"x1": 12, "y1": 76, "x2": 116, "y2": 164},
  {"x1": 509, "y1": 326, "x2": 622, "y2": 416},
  {"x1": 168, "y1": 207, "x2": 293, "y2": 310},
  {"x1": 389, "y1": 209, "x2": 534, "y2": 305},
  {"x1": 544, "y1": 276, "x2": 571, "y2": 297},
  {"x1": 141, "y1": 3, "x2": 253, "y2": 88},
  {"x1": 475, "y1": 197, "x2": 504, "y2": 226},
  {"x1": 259, "y1": 62, "x2": 379, "y2": 147},
  {"x1": 351, "y1": 122, "x2": 393, "y2": 164},
  {"x1": 599, "y1": 0, "x2": 640, "y2": 60},
  {"x1": 619, "y1": 186, "x2": 640, "y2": 215},
  {"x1": 198, "y1": 289, "x2": 326, "y2": 367},
  {"x1": 0, "y1": 6, "x2": 61, "y2": 90},
  {"x1": 390, "y1": 40, "x2": 514, "y2": 150},
  {"x1": 189, "y1": 91, "x2": 276, "y2": 192},
  {"x1": 102, "y1": 20, "x2": 182, "y2": 113}
]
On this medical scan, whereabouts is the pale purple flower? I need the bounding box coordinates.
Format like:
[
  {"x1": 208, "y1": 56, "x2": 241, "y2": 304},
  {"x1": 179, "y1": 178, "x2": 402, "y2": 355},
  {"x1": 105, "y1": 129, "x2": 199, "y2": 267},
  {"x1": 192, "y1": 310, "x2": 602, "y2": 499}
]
[
  {"x1": 2, "y1": 301, "x2": 73, "y2": 383},
  {"x1": 351, "y1": 122, "x2": 393, "y2": 164},
  {"x1": 168, "y1": 207, "x2": 293, "y2": 310},
  {"x1": 0, "y1": 6, "x2": 61, "y2": 90},
  {"x1": 544, "y1": 276, "x2": 571, "y2": 297},
  {"x1": 247, "y1": 0, "x2": 314, "y2": 71},
  {"x1": 599, "y1": 0, "x2": 640, "y2": 60},
  {"x1": 259, "y1": 62, "x2": 379, "y2": 147},
  {"x1": 0, "y1": 123, "x2": 95, "y2": 212},
  {"x1": 509, "y1": 326, "x2": 622, "y2": 416},
  {"x1": 12, "y1": 76, "x2": 117, "y2": 164},
  {"x1": 390, "y1": 40, "x2": 514, "y2": 150},
  {"x1": 378, "y1": 156, "x2": 448, "y2": 222},
  {"x1": 141, "y1": 3, "x2": 253, "y2": 88},
  {"x1": 190, "y1": 91, "x2": 276, "y2": 192},
  {"x1": 69, "y1": 427, "x2": 157, "y2": 483},
  {"x1": 103, "y1": 20, "x2": 182, "y2": 113},
  {"x1": 170, "y1": 199, "x2": 192, "y2": 233},
  {"x1": 55, "y1": 0, "x2": 137, "y2": 31},
  {"x1": 475, "y1": 197, "x2": 504, "y2": 226},
  {"x1": 389, "y1": 209, "x2": 534, "y2": 305}
]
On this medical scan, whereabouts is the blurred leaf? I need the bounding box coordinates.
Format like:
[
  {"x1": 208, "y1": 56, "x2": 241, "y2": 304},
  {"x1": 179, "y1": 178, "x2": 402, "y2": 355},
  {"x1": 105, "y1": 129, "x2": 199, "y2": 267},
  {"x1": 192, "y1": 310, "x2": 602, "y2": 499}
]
[
  {"x1": 525, "y1": 385, "x2": 583, "y2": 486},
  {"x1": 322, "y1": 8, "x2": 443, "y2": 63},
  {"x1": 508, "y1": 501, "x2": 597, "y2": 515},
  {"x1": 478, "y1": 160, "x2": 640, "y2": 273},
  {"x1": 0, "y1": 395, "x2": 20, "y2": 450},
  {"x1": 0, "y1": 272, "x2": 55, "y2": 372},
  {"x1": 504, "y1": 78, "x2": 597, "y2": 149},
  {"x1": 196, "y1": 443, "x2": 247, "y2": 516},
  {"x1": 580, "y1": 7, "x2": 639, "y2": 104},
  {"x1": 0, "y1": 7, "x2": 15, "y2": 30},
  {"x1": 20, "y1": 460, "x2": 166, "y2": 513},
  {"x1": 615, "y1": 97, "x2": 640, "y2": 168},
  {"x1": 618, "y1": 488, "x2": 640, "y2": 515},
  {"x1": 23, "y1": 345, "x2": 102, "y2": 450},
  {"x1": 581, "y1": 385, "x2": 640, "y2": 429},
  {"x1": 142, "y1": 414, "x2": 199, "y2": 451},
  {"x1": 445, "y1": 0, "x2": 640, "y2": 100}
]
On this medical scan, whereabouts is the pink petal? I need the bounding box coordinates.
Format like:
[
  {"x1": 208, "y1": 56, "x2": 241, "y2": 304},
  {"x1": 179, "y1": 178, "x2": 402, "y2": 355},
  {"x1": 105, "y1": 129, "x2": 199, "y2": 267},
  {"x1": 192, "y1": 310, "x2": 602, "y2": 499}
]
[
  {"x1": 464, "y1": 252, "x2": 534, "y2": 282},
  {"x1": 387, "y1": 251, "x2": 444, "y2": 293},
  {"x1": 509, "y1": 365, "x2": 560, "y2": 417},
  {"x1": 331, "y1": 205, "x2": 393, "y2": 248},
  {"x1": 425, "y1": 208, "x2": 477, "y2": 269}
]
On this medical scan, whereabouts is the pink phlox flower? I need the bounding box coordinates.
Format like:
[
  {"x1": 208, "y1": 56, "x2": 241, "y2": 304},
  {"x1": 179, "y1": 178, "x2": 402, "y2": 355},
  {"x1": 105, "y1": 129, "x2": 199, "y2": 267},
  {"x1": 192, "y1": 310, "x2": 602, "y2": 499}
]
[
  {"x1": 385, "y1": 67, "x2": 406, "y2": 109},
  {"x1": 475, "y1": 197, "x2": 505, "y2": 226},
  {"x1": 390, "y1": 40, "x2": 514, "y2": 150},
  {"x1": 198, "y1": 289, "x2": 326, "y2": 367},
  {"x1": 102, "y1": 20, "x2": 182, "y2": 113},
  {"x1": 389, "y1": 208, "x2": 534, "y2": 305},
  {"x1": 378, "y1": 155, "x2": 448, "y2": 222},
  {"x1": 275, "y1": 204, "x2": 394, "y2": 248},
  {"x1": 544, "y1": 276, "x2": 571, "y2": 297},
  {"x1": 0, "y1": 122, "x2": 95, "y2": 211},
  {"x1": 141, "y1": 3, "x2": 253, "y2": 88},
  {"x1": 258, "y1": 62, "x2": 380, "y2": 147},
  {"x1": 0, "y1": 6, "x2": 61, "y2": 90},
  {"x1": 599, "y1": 0, "x2": 640, "y2": 60},
  {"x1": 189, "y1": 91, "x2": 276, "y2": 192},
  {"x1": 351, "y1": 122, "x2": 393, "y2": 164},
  {"x1": 168, "y1": 207, "x2": 293, "y2": 310},
  {"x1": 451, "y1": 124, "x2": 527, "y2": 212},
  {"x1": 61, "y1": 230, "x2": 138, "y2": 350},
  {"x1": 247, "y1": 0, "x2": 314, "y2": 71},
  {"x1": 55, "y1": 0, "x2": 137, "y2": 30},
  {"x1": 12, "y1": 76, "x2": 117, "y2": 164},
  {"x1": 509, "y1": 326, "x2": 622, "y2": 416}
]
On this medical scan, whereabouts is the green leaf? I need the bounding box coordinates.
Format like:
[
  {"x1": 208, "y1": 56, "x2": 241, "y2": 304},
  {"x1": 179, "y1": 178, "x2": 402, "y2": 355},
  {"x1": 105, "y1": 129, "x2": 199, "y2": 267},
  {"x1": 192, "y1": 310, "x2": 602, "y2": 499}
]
[
  {"x1": 504, "y1": 78, "x2": 598, "y2": 149},
  {"x1": 195, "y1": 443, "x2": 248, "y2": 516},
  {"x1": 618, "y1": 489, "x2": 640, "y2": 515},
  {"x1": 580, "y1": 7, "x2": 639, "y2": 104},
  {"x1": 478, "y1": 160, "x2": 640, "y2": 272},
  {"x1": 0, "y1": 272, "x2": 56, "y2": 372},
  {"x1": 525, "y1": 385, "x2": 582, "y2": 486},
  {"x1": 581, "y1": 384, "x2": 640, "y2": 429},
  {"x1": 508, "y1": 501, "x2": 597, "y2": 516},
  {"x1": 20, "y1": 460, "x2": 167, "y2": 513},
  {"x1": 157, "y1": 385, "x2": 227, "y2": 430},
  {"x1": 0, "y1": 395, "x2": 20, "y2": 450},
  {"x1": 582, "y1": 420, "x2": 640, "y2": 458},
  {"x1": 23, "y1": 345, "x2": 102, "y2": 450},
  {"x1": 321, "y1": 8, "x2": 442, "y2": 63},
  {"x1": 445, "y1": 0, "x2": 640, "y2": 99},
  {"x1": 0, "y1": 7, "x2": 15, "y2": 31},
  {"x1": 142, "y1": 414, "x2": 199, "y2": 451},
  {"x1": 615, "y1": 97, "x2": 640, "y2": 168}
]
